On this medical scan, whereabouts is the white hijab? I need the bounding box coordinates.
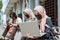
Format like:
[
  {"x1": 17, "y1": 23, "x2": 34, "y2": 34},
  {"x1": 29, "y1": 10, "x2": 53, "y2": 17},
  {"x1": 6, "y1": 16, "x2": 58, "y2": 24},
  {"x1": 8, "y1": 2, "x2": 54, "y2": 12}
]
[
  {"x1": 34, "y1": 5, "x2": 47, "y2": 32},
  {"x1": 23, "y1": 8, "x2": 35, "y2": 19}
]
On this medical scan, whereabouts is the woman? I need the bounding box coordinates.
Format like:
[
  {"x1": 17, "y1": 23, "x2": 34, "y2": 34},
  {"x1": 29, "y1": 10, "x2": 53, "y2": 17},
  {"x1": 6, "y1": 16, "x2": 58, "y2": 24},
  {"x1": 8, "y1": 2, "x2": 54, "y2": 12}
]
[
  {"x1": 7, "y1": 12, "x2": 22, "y2": 40},
  {"x1": 34, "y1": 5, "x2": 54, "y2": 40},
  {"x1": 34, "y1": 5, "x2": 53, "y2": 31},
  {"x1": 23, "y1": 8, "x2": 36, "y2": 22},
  {"x1": 34, "y1": 5, "x2": 47, "y2": 32},
  {"x1": 21, "y1": 8, "x2": 36, "y2": 40}
]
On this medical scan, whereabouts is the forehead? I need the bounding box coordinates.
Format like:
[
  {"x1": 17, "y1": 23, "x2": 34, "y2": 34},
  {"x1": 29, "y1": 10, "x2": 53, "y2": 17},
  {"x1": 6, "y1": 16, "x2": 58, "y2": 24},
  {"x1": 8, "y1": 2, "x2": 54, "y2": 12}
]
[
  {"x1": 34, "y1": 10, "x2": 39, "y2": 13},
  {"x1": 23, "y1": 11, "x2": 28, "y2": 14}
]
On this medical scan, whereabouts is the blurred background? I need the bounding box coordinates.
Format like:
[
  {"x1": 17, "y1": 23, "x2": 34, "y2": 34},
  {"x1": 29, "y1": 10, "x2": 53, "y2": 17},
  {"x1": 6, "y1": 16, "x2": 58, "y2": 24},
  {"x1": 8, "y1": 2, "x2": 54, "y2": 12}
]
[{"x1": 0, "y1": 0, "x2": 60, "y2": 40}]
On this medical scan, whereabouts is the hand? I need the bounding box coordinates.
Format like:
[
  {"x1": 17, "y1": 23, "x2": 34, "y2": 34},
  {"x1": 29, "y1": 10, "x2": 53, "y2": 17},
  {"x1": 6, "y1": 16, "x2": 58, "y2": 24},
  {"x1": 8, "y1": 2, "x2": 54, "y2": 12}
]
[
  {"x1": 26, "y1": 33, "x2": 34, "y2": 38},
  {"x1": 9, "y1": 23, "x2": 15, "y2": 28},
  {"x1": 40, "y1": 27, "x2": 45, "y2": 33},
  {"x1": 1, "y1": 36, "x2": 5, "y2": 39},
  {"x1": 9, "y1": 22, "x2": 17, "y2": 27}
]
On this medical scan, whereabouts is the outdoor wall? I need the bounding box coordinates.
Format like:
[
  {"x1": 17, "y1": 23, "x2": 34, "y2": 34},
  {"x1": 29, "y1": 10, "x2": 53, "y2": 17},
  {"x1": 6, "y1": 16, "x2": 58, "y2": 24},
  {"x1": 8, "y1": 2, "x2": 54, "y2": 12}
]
[
  {"x1": 35, "y1": 0, "x2": 39, "y2": 6},
  {"x1": 1, "y1": 0, "x2": 9, "y2": 13},
  {"x1": 58, "y1": 0, "x2": 60, "y2": 26},
  {"x1": 29, "y1": 0, "x2": 35, "y2": 10}
]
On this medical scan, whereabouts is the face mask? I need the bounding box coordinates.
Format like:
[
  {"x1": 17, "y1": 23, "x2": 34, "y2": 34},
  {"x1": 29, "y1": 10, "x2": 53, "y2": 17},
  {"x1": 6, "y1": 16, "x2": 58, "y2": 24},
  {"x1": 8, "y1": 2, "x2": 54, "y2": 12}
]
[
  {"x1": 25, "y1": 14, "x2": 30, "y2": 18},
  {"x1": 35, "y1": 13, "x2": 42, "y2": 20}
]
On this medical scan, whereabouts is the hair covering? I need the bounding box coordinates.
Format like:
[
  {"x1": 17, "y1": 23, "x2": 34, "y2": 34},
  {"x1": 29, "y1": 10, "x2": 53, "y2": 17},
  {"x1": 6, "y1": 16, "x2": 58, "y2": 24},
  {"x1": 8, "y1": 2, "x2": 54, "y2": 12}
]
[
  {"x1": 34, "y1": 5, "x2": 46, "y2": 17},
  {"x1": 23, "y1": 8, "x2": 35, "y2": 18},
  {"x1": 34, "y1": 5, "x2": 47, "y2": 32}
]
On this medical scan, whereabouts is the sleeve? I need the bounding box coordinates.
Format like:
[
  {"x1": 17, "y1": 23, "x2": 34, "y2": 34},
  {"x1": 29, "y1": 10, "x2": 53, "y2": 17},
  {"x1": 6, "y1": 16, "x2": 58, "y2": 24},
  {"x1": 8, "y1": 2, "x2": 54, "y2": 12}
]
[
  {"x1": 17, "y1": 18, "x2": 22, "y2": 24},
  {"x1": 14, "y1": 18, "x2": 22, "y2": 26},
  {"x1": 40, "y1": 17, "x2": 46, "y2": 32},
  {"x1": 46, "y1": 18, "x2": 53, "y2": 27}
]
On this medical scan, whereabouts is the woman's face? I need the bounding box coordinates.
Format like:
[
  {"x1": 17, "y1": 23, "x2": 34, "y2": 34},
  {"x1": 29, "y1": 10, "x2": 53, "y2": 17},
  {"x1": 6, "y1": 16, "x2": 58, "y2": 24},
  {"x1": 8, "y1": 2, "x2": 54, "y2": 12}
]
[
  {"x1": 23, "y1": 12, "x2": 30, "y2": 18},
  {"x1": 9, "y1": 14, "x2": 14, "y2": 19},
  {"x1": 9, "y1": 14, "x2": 12, "y2": 18},
  {"x1": 34, "y1": 10, "x2": 39, "y2": 16},
  {"x1": 34, "y1": 10, "x2": 42, "y2": 20}
]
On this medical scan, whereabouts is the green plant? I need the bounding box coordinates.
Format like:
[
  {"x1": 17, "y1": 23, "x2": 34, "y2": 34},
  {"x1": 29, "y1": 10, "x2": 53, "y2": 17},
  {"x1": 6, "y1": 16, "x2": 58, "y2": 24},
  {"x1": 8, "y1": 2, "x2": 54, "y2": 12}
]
[{"x1": 0, "y1": 0, "x2": 2, "y2": 10}]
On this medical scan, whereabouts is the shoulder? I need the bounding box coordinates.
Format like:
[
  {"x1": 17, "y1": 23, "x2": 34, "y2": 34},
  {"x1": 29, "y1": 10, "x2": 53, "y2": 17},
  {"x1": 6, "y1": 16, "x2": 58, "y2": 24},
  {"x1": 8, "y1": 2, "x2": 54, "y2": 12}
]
[
  {"x1": 17, "y1": 17, "x2": 21, "y2": 20},
  {"x1": 16, "y1": 17, "x2": 22, "y2": 22}
]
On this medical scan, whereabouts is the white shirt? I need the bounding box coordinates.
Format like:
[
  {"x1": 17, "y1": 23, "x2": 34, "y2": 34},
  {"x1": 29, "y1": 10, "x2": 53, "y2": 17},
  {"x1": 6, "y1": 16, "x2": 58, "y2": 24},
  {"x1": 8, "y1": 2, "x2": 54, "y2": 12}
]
[
  {"x1": 14, "y1": 17, "x2": 22, "y2": 24},
  {"x1": 13, "y1": 17, "x2": 22, "y2": 40},
  {"x1": 10, "y1": 17, "x2": 22, "y2": 26}
]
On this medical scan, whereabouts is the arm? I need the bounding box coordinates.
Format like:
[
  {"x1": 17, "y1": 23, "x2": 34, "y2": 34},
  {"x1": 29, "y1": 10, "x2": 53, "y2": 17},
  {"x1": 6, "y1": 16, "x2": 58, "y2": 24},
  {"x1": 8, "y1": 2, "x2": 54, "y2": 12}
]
[
  {"x1": 40, "y1": 17, "x2": 46, "y2": 32},
  {"x1": 10, "y1": 18, "x2": 22, "y2": 27}
]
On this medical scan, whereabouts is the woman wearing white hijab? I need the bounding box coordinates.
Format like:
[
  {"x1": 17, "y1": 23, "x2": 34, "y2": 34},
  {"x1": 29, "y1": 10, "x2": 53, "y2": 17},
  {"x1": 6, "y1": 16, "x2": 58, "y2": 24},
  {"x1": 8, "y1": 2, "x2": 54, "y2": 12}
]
[
  {"x1": 34, "y1": 5, "x2": 53, "y2": 32},
  {"x1": 23, "y1": 8, "x2": 36, "y2": 22},
  {"x1": 34, "y1": 5, "x2": 54, "y2": 40},
  {"x1": 22, "y1": 8, "x2": 37, "y2": 39},
  {"x1": 34, "y1": 5, "x2": 47, "y2": 32}
]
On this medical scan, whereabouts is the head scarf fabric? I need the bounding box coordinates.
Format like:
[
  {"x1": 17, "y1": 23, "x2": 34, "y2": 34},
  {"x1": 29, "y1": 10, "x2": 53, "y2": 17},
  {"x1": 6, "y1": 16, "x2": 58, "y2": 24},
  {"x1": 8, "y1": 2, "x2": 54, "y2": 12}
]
[
  {"x1": 34, "y1": 5, "x2": 47, "y2": 32},
  {"x1": 34, "y1": 5, "x2": 46, "y2": 18},
  {"x1": 23, "y1": 8, "x2": 35, "y2": 18}
]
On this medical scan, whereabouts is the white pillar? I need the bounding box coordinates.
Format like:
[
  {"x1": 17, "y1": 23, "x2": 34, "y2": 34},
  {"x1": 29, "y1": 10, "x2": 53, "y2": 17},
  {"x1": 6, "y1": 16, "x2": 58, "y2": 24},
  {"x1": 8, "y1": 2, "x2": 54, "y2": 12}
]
[
  {"x1": 58, "y1": 0, "x2": 60, "y2": 26},
  {"x1": 16, "y1": 3, "x2": 21, "y2": 15},
  {"x1": 2, "y1": 14, "x2": 6, "y2": 25},
  {"x1": 29, "y1": 0, "x2": 30, "y2": 8},
  {"x1": 22, "y1": 0, "x2": 25, "y2": 22},
  {"x1": 35, "y1": 0, "x2": 39, "y2": 6},
  {"x1": 1, "y1": 0, "x2": 9, "y2": 13},
  {"x1": 29, "y1": 0, "x2": 35, "y2": 10}
]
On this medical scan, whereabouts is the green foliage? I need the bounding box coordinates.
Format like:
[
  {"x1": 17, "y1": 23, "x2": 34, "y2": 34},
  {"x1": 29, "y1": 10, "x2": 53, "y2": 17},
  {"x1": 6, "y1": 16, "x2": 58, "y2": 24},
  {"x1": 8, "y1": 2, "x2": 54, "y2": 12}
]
[{"x1": 0, "y1": 0, "x2": 2, "y2": 10}]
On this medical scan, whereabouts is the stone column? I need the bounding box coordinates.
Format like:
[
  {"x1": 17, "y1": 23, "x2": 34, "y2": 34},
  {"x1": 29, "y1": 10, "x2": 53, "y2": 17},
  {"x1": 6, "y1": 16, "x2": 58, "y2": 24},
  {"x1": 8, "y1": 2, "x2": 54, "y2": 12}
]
[{"x1": 58, "y1": 0, "x2": 60, "y2": 26}]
